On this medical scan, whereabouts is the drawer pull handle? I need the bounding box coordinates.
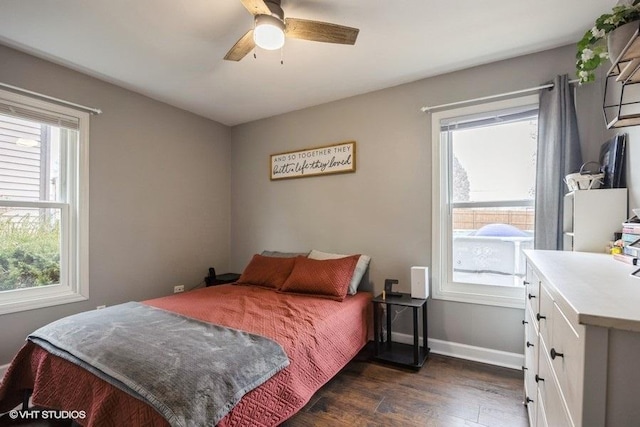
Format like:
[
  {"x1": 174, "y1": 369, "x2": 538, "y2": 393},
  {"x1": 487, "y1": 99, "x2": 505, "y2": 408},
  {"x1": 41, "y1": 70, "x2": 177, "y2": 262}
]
[
  {"x1": 550, "y1": 348, "x2": 564, "y2": 359},
  {"x1": 525, "y1": 397, "x2": 534, "y2": 404},
  {"x1": 523, "y1": 280, "x2": 530, "y2": 285},
  {"x1": 528, "y1": 293, "x2": 536, "y2": 300},
  {"x1": 536, "y1": 313, "x2": 546, "y2": 321},
  {"x1": 522, "y1": 320, "x2": 528, "y2": 325},
  {"x1": 522, "y1": 365, "x2": 528, "y2": 371},
  {"x1": 535, "y1": 374, "x2": 544, "y2": 383},
  {"x1": 526, "y1": 341, "x2": 534, "y2": 348}
]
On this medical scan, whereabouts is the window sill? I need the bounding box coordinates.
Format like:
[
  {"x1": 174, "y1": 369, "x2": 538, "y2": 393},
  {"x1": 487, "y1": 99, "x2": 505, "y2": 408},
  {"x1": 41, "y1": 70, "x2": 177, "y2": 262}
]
[
  {"x1": 0, "y1": 290, "x2": 88, "y2": 315},
  {"x1": 432, "y1": 284, "x2": 525, "y2": 309}
]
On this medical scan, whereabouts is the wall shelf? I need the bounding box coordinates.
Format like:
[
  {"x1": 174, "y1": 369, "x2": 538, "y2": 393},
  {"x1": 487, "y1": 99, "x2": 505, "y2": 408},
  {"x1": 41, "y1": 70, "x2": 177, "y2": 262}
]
[{"x1": 604, "y1": 21, "x2": 640, "y2": 128}]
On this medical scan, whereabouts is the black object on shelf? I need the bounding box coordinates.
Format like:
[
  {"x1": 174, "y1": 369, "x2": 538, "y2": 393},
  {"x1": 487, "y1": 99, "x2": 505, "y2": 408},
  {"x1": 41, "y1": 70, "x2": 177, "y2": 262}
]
[
  {"x1": 371, "y1": 292, "x2": 429, "y2": 370},
  {"x1": 205, "y1": 267, "x2": 240, "y2": 287},
  {"x1": 599, "y1": 134, "x2": 626, "y2": 188}
]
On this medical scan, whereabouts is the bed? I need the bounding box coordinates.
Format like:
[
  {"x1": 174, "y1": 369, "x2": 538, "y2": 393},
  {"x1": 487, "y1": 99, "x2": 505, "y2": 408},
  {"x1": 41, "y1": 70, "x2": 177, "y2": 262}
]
[{"x1": 0, "y1": 252, "x2": 372, "y2": 426}]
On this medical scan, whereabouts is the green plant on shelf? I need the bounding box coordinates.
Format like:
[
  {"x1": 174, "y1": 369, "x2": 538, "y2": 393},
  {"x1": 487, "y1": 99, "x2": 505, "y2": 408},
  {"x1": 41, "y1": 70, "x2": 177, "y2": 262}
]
[{"x1": 577, "y1": 0, "x2": 640, "y2": 84}]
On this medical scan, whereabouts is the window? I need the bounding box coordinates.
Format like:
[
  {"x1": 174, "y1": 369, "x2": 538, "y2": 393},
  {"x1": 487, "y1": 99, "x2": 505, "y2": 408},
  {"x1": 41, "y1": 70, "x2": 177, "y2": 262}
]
[
  {"x1": 431, "y1": 95, "x2": 538, "y2": 308},
  {"x1": 0, "y1": 89, "x2": 89, "y2": 314}
]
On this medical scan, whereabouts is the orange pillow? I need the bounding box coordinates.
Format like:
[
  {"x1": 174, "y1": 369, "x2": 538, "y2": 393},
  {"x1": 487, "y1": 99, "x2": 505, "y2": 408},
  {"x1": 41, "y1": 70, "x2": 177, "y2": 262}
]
[
  {"x1": 237, "y1": 254, "x2": 297, "y2": 289},
  {"x1": 280, "y1": 255, "x2": 360, "y2": 301}
]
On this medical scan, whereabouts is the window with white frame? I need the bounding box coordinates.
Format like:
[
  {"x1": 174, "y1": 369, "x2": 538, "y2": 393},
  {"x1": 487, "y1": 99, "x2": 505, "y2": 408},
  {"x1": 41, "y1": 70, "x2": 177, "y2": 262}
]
[
  {"x1": 0, "y1": 89, "x2": 89, "y2": 314},
  {"x1": 431, "y1": 95, "x2": 538, "y2": 308}
]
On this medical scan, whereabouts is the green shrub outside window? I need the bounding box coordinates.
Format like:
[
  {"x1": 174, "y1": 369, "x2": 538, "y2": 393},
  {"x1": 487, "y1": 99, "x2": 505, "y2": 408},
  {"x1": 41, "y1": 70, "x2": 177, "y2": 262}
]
[{"x1": 0, "y1": 213, "x2": 60, "y2": 291}]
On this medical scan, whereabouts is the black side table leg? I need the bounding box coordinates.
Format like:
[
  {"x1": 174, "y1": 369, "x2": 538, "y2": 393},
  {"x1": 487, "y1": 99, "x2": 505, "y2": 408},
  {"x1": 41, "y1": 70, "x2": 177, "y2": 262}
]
[
  {"x1": 373, "y1": 302, "x2": 379, "y2": 356},
  {"x1": 413, "y1": 307, "x2": 419, "y2": 365},
  {"x1": 422, "y1": 300, "x2": 428, "y2": 355},
  {"x1": 386, "y1": 302, "x2": 392, "y2": 349}
]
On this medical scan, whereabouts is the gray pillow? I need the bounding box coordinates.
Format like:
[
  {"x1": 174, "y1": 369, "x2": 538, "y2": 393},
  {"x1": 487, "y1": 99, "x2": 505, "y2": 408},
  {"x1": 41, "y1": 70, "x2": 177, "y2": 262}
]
[
  {"x1": 308, "y1": 249, "x2": 371, "y2": 295},
  {"x1": 261, "y1": 250, "x2": 309, "y2": 258}
]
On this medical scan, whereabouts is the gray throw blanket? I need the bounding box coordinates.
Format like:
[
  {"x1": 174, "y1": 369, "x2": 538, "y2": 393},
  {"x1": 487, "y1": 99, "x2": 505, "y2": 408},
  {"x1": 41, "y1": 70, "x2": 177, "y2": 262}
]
[{"x1": 28, "y1": 302, "x2": 289, "y2": 427}]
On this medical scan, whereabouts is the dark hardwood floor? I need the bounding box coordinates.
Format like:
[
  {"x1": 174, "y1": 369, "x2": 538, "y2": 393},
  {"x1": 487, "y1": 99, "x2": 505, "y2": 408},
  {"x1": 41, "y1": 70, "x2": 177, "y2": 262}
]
[
  {"x1": 0, "y1": 350, "x2": 527, "y2": 427},
  {"x1": 283, "y1": 351, "x2": 528, "y2": 427}
]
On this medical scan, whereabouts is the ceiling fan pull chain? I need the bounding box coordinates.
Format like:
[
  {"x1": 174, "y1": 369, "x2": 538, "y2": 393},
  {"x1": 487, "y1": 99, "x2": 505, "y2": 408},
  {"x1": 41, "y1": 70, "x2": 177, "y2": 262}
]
[{"x1": 280, "y1": 47, "x2": 284, "y2": 65}]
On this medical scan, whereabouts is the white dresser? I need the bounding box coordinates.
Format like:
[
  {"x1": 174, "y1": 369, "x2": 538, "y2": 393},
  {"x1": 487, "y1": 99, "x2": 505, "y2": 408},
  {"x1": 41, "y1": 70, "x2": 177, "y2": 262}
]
[{"x1": 524, "y1": 250, "x2": 640, "y2": 427}]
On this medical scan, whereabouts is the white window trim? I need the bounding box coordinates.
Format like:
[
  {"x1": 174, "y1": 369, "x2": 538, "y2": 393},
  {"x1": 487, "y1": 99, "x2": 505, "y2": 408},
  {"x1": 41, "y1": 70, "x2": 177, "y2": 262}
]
[
  {"x1": 0, "y1": 89, "x2": 89, "y2": 315},
  {"x1": 431, "y1": 94, "x2": 538, "y2": 309}
]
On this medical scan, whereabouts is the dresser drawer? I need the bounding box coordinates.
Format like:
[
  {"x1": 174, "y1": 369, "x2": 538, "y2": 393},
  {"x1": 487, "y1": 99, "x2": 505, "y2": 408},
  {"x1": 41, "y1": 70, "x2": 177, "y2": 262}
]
[
  {"x1": 550, "y1": 301, "x2": 585, "y2": 426},
  {"x1": 538, "y1": 282, "x2": 553, "y2": 347},
  {"x1": 535, "y1": 388, "x2": 548, "y2": 427},
  {"x1": 525, "y1": 266, "x2": 540, "y2": 315},
  {"x1": 524, "y1": 308, "x2": 538, "y2": 375},
  {"x1": 524, "y1": 308, "x2": 538, "y2": 426},
  {"x1": 538, "y1": 340, "x2": 573, "y2": 427}
]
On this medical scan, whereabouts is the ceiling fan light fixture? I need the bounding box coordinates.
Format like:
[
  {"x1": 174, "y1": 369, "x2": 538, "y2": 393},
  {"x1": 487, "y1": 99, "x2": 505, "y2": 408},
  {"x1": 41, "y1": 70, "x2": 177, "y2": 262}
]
[{"x1": 254, "y1": 14, "x2": 285, "y2": 50}]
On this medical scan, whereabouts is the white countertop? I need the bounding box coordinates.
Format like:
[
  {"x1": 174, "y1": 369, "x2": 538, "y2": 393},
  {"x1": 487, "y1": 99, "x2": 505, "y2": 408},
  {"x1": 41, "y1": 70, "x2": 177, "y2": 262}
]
[{"x1": 525, "y1": 250, "x2": 640, "y2": 333}]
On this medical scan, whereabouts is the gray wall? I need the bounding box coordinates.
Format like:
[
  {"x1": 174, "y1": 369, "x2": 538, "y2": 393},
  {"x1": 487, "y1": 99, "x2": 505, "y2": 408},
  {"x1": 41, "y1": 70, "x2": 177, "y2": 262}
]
[
  {"x1": 0, "y1": 44, "x2": 232, "y2": 364},
  {"x1": 579, "y1": 66, "x2": 640, "y2": 217},
  {"x1": 626, "y1": 128, "x2": 640, "y2": 212},
  {"x1": 1, "y1": 40, "x2": 635, "y2": 365},
  {"x1": 230, "y1": 44, "x2": 611, "y2": 355}
]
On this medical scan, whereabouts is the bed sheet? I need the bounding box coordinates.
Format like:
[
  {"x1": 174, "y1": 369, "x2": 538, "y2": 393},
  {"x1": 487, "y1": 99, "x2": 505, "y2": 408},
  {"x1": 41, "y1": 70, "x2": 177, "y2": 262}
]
[{"x1": 0, "y1": 285, "x2": 372, "y2": 426}]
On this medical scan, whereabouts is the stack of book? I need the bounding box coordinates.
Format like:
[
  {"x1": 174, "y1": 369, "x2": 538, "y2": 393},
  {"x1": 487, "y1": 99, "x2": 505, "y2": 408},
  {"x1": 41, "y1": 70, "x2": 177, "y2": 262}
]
[{"x1": 615, "y1": 219, "x2": 640, "y2": 264}]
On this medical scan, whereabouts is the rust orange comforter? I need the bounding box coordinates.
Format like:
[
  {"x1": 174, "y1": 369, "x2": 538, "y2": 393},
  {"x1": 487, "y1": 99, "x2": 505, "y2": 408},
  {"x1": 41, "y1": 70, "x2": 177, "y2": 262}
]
[{"x1": 0, "y1": 285, "x2": 371, "y2": 426}]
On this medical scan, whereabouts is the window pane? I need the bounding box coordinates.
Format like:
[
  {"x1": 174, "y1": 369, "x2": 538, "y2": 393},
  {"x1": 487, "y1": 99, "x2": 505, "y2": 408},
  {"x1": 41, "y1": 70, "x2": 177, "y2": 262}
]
[
  {"x1": 0, "y1": 206, "x2": 61, "y2": 291},
  {"x1": 449, "y1": 115, "x2": 537, "y2": 287},
  {"x1": 452, "y1": 207, "x2": 534, "y2": 286},
  {"x1": 0, "y1": 113, "x2": 65, "y2": 202},
  {"x1": 450, "y1": 119, "x2": 537, "y2": 202}
]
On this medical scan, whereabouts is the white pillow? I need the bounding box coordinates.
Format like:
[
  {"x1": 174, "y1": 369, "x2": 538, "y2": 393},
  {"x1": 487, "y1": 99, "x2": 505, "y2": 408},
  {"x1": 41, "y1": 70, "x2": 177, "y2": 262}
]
[{"x1": 308, "y1": 249, "x2": 371, "y2": 295}]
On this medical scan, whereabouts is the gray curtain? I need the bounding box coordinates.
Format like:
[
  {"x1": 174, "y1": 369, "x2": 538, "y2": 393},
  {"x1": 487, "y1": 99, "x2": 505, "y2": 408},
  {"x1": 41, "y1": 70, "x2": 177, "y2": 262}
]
[{"x1": 534, "y1": 74, "x2": 583, "y2": 250}]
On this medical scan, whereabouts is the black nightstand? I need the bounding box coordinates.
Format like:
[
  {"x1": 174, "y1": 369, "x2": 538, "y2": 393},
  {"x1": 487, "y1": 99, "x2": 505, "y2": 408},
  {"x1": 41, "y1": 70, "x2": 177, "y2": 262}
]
[
  {"x1": 372, "y1": 292, "x2": 429, "y2": 369},
  {"x1": 205, "y1": 273, "x2": 240, "y2": 287}
]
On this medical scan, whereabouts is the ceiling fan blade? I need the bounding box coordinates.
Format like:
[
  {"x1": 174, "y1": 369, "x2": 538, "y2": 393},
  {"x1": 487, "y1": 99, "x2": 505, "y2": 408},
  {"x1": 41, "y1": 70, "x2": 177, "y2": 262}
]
[
  {"x1": 285, "y1": 18, "x2": 359, "y2": 45},
  {"x1": 240, "y1": 0, "x2": 271, "y2": 15},
  {"x1": 224, "y1": 29, "x2": 255, "y2": 61}
]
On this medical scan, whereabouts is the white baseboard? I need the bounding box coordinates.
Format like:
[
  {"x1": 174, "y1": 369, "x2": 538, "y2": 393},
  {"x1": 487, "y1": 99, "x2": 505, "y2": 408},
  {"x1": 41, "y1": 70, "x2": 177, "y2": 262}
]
[
  {"x1": 391, "y1": 332, "x2": 524, "y2": 371},
  {"x1": 0, "y1": 342, "x2": 522, "y2": 381}
]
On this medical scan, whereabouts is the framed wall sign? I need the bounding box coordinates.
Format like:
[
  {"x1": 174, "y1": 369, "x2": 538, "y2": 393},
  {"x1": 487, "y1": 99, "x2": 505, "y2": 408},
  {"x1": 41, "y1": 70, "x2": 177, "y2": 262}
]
[{"x1": 270, "y1": 141, "x2": 356, "y2": 180}]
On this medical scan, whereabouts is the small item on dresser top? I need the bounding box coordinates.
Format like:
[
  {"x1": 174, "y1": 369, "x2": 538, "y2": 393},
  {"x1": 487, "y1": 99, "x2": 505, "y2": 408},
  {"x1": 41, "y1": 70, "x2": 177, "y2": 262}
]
[
  {"x1": 622, "y1": 214, "x2": 640, "y2": 234},
  {"x1": 614, "y1": 253, "x2": 637, "y2": 265},
  {"x1": 611, "y1": 239, "x2": 625, "y2": 255},
  {"x1": 622, "y1": 225, "x2": 640, "y2": 235},
  {"x1": 624, "y1": 238, "x2": 640, "y2": 258}
]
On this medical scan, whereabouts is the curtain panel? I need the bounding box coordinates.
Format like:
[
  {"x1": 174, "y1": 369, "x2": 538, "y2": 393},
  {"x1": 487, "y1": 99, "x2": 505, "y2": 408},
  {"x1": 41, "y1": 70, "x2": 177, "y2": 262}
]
[{"x1": 534, "y1": 74, "x2": 583, "y2": 250}]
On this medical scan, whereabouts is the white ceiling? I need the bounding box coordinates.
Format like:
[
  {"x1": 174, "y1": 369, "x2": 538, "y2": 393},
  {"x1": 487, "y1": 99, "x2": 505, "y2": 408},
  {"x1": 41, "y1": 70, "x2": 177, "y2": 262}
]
[{"x1": 0, "y1": 0, "x2": 617, "y2": 126}]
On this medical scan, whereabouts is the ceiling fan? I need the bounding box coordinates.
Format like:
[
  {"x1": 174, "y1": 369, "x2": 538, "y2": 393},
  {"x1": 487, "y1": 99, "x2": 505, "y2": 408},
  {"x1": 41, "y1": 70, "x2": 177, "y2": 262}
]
[{"x1": 224, "y1": 0, "x2": 359, "y2": 61}]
